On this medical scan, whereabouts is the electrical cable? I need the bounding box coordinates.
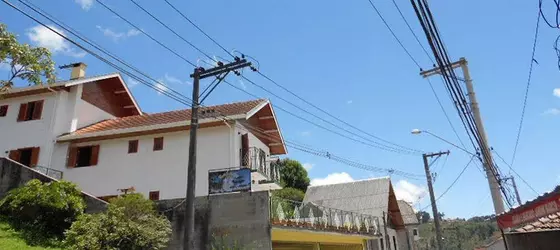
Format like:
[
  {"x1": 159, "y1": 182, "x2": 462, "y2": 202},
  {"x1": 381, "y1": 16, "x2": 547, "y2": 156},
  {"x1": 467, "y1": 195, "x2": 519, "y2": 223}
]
[{"x1": 511, "y1": 9, "x2": 541, "y2": 167}]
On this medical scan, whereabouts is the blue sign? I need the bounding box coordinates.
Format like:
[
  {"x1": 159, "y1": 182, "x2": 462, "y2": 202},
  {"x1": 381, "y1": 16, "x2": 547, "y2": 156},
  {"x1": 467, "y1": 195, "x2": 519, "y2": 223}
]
[{"x1": 208, "y1": 168, "x2": 251, "y2": 194}]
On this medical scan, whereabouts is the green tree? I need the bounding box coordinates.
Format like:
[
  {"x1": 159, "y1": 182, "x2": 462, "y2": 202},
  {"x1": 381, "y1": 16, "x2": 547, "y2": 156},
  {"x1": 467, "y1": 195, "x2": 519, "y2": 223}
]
[
  {"x1": 272, "y1": 187, "x2": 305, "y2": 202},
  {"x1": 0, "y1": 23, "x2": 56, "y2": 91},
  {"x1": 416, "y1": 211, "x2": 431, "y2": 224},
  {"x1": 65, "y1": 193, "x2": 172, "y2": 250},
  {"x1": 274, "y1": 158, "x2": 310, "y2": 192},
  {"x1": 0, "y1": 179, "x2": 85, "y2": 245}
]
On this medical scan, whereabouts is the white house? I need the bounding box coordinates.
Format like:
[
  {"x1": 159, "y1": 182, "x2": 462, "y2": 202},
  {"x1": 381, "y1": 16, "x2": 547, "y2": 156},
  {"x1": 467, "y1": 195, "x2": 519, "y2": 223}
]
[{"x1": 0, "y1": 63, "x2": 286, "y2": 200}]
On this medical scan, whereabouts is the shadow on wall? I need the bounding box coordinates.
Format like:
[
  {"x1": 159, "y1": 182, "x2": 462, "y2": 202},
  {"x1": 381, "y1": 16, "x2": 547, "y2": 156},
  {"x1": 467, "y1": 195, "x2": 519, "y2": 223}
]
[
  {"x1": 0, "y1": 157, "x2": 107, "y2": 213},
  {"x1": 156, "y1": 191, "x2": 272, "y2": 250}
]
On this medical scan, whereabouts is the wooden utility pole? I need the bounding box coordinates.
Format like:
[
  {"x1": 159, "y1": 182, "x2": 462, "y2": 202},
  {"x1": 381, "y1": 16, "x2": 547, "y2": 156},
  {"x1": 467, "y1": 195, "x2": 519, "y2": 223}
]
[
  {"x1": 420, "y1": 57, "x2": 505, "y2": 215},
  {"x1": 423, "y1": 151, "x2": 449, "y2": 250},
  {"x1": 184, "y1": 59, "x2": 251, "y2": 249}
]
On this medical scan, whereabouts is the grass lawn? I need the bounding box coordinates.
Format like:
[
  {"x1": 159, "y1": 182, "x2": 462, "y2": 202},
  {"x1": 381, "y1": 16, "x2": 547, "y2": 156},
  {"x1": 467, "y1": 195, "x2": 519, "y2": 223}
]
[{"x1": 0, "y1": 220, "x2": 63, "y2": 250}]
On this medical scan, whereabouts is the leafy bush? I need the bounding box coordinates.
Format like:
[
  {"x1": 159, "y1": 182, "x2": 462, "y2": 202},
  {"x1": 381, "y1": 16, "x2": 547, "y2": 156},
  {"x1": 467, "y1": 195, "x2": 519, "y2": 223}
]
[
  {"x1": 0, "y1": 179, "x2": 85, "y2": 240},
  {"x1": 272, "y1": 187, "x2": 305, "y2": 202},
  {"x1": 65, "y1": 193, "x2": 172, "y2": 250}
]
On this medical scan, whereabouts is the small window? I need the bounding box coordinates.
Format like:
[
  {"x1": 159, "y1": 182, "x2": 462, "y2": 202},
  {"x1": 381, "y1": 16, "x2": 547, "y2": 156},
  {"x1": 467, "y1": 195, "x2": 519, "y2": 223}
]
[
  {"x1": 153, "y1": 137, "x2": 164, "y2": 151},
  {"x1": 8, "y1": 147, "x2": 40, "y2": 167},
  {"x1": 380, "y1": 238, "x2": 384, "y2": 250},
  {"x1": 149, "y1": 191, "x2": 160, "y2": 201},
  {"x1": 413, "y1": 228, "x2": 418, "y2": 236},
  {"x1": 68, "y1": 145, "x2": 100, "y2": 168},
  {"x1": 128, "y1": 140, "x2": 138, "y2": 154},
  {"x1": 0, "y1": 105, "x2": 8, "y2": 117},
  {"x1": 17, "y1": 100, "x2": 43, "y2": 122}
]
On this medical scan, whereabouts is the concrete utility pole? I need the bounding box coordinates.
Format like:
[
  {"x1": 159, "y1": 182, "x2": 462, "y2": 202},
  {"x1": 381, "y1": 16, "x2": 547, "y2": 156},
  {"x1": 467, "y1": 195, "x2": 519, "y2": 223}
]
[
  {"x1": 504, "y1": 176, "x2": 522, "y2": 206},
  {"x1": 423, "y1": 151, "x2": 449, "y2": 250},
  {"x1": 420, "y1": 57, "x2": 505, "y2": 215},
  {"x1": 184, "y1": 59, "x2": 252, "y2": 250}
]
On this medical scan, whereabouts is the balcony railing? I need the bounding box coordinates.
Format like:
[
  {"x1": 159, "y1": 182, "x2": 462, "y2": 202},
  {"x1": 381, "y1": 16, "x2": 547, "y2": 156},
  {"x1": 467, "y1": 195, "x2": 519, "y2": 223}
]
[
  {"x1": 270, "y1": 196, "x2": 382, "y2": 236},
  {"x1": 241, "y1": 147, "x2": 280, "y2": 183},
  {"x1": 35, "y1": 165, "x2": 64, "y2": 180}
]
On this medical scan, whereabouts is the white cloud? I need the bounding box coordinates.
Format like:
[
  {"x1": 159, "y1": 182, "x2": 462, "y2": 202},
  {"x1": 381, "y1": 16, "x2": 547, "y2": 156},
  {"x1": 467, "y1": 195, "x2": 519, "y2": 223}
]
[
  {"x1": 543, "y1": 108, "x2": 560, "y2": 115},
  {"x1": 554, "y1": 88, "x2": 560, "y2": 98},
  {"x1": 347, "y1": 100, "x2": 353, "y2": 104},
  {"x1": 27, "y1": 25, "x2": 86, "y2": 58},
  {"x1": 154, "y1": 80, "x2": 170, "y2": 96},
  {"x1": 238, "y1": 79, "x2": 247, "y2": 90},
  {"x1": 301, "y1": 131, "x2": 311, "y2": 137},
  {"x1": 394, "y1": 180, "x2": 427, "y2": 205},
  {"x1": 96, "y1": 25, "x2": 140, "y2": 42},
  {"x1": 164, "y1": 73, "x2": 189, "y2": 85},
  {"x1": 311, "y1": 172, "x2": 354, "y2": 186},
  {"x1": 75, "y1": 0, "x2": 93, "y2": 10},
  {"x1": 303, "y1": 163, "x2": 314, "y2": 171},
  {"x1": 126, "y1": 77, "x2": 139, "y2": 88}
]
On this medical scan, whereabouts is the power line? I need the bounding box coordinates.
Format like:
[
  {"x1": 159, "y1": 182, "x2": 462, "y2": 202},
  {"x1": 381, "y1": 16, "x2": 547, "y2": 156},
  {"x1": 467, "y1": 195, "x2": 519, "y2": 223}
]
[
  {"x1": 493, "y1": 149, "x2": 539, "y2": 195},
  {"x1": 161, "y1": 0, "x2": 425, "y2": 154},
  {"x1": 240, "y1": 75, "x2": 418, "y2": 155},
  {"x1": 162, "y1": 0, "x2": 234, "y2": 58},
  {"x1": 127, "y1": 0, "x2": 215, "y2": 62},
  {"x1": 511, "y1": 9, "x2": 541, "y2": 167},
  {"x1": 94, "y1": 0, "x2": 198, "y2": 67},
  {"x1": 365, "y1": 0, "x2": 421, "y2": 68},
  {"x1": 420, "y1": 155, "x2": 475, "y2": 211},
  {"x1": 5, "y1": 0, "x2": 425, "y2": 180},
  {"x1": 116, "y1": 0, "x2": 423, "y2": 154},
  {"x1": 389, "y1": 0, "x2": 434, "y2": 64}
]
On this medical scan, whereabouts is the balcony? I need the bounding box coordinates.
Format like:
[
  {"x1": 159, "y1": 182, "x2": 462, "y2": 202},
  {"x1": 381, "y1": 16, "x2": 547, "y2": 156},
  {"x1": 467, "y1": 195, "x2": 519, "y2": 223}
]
[
  {"x1": 270, "y1": 196, "x2": 382, "y2": 237},
  {"x1": 241, "y1": 147, "x2": 280, "y2": 184}
]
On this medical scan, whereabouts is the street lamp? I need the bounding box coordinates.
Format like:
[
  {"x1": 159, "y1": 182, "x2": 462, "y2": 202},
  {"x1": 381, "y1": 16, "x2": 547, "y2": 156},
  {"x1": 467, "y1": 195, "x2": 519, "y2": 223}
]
[{"x1": 411, "y1": 129, "x2": 476, "y2": 157}]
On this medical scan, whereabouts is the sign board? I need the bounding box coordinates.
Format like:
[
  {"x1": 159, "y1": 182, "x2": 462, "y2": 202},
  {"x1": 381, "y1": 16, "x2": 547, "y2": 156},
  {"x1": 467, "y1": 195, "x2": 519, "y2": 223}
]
[
  {"x1": 497, "y1": 193, "x2": 560, "y2": 229},
  {"x1": 208, "y1": 168, "x2": 251, "y2": 194}
]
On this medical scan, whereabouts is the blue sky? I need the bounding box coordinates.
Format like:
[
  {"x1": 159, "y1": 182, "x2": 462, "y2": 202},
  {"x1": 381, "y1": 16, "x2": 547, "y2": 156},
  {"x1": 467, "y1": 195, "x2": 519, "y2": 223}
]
[{"x1": 1, "y1": 0, "x2": 559, "y2": 218}]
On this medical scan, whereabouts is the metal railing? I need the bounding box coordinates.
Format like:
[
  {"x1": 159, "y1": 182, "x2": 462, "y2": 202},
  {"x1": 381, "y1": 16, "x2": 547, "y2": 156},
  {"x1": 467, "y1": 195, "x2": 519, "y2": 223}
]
[
  {"x1": 35, "y1": 165, "x2": 64, "y2": 179},
  {"x1": 241, "y1": 147, "x2": 280, "y2": 183},
  {"x1": 270, "y1": 196, "x2": 382, "y2": 236}
]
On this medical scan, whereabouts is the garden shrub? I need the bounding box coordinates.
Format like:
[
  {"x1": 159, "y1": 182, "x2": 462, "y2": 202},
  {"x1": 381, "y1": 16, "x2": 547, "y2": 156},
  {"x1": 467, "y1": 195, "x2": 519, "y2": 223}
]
[
  {"x1": 0, "y1": 179, "x2": 85, "y2": 240},
  {"x1": 65, "y1": 193, "x2": 172, "y2": 250}
]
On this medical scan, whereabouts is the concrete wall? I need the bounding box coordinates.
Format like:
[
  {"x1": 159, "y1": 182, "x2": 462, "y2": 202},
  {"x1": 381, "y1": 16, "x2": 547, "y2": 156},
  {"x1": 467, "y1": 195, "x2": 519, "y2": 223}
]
[
  {"x1": 157, "y1": 191, "x2": 272, "y2": 250},
  {"x1": 75, "y1": 98, "x2": 115, "y2": 129},
  {"x1": 0, "y1": 157, "x2": 107, "y2": 213},
  {"x1": 504, "y1": 230, "x2": 560, "y2": 250}
]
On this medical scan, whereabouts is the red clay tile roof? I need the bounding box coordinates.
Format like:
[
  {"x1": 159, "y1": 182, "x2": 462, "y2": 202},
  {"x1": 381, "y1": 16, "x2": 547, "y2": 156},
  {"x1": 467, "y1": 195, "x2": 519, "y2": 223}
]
[
  {"x1": 73, "y1": 99, "x2": 266, "y2": 135},
  {"x1": 516, "y1": 212, "x2": 560, "y2": 232}
]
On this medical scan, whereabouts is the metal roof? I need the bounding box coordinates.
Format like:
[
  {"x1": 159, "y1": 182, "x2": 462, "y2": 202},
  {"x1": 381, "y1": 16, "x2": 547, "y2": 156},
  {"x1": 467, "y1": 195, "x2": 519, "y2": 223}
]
[
  {"x1": 303, "y1": 177, "x2": 391, "y2": 218},
  {"x1": 397, "y1": 200, "x2": 419, "y2": 225}
]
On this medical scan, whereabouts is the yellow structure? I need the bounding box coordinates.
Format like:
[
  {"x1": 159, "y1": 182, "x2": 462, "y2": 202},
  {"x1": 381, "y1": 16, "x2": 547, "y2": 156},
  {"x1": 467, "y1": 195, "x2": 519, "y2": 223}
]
[{"x1": 272, "y1": 227, "x2": 377, "y2": 250}]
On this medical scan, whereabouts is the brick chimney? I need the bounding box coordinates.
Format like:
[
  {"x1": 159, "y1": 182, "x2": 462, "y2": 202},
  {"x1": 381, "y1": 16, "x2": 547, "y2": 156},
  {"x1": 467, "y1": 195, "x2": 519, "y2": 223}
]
[{"x1": 70, "y1": 62, "x2": 87, "y2": 79}]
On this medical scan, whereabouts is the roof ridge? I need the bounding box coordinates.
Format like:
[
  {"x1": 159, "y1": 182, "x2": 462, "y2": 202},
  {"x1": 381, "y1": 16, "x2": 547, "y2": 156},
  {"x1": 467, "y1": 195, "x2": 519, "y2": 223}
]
[{"x1": 308, "y1": 176, "x2": 390, "y2": 188}]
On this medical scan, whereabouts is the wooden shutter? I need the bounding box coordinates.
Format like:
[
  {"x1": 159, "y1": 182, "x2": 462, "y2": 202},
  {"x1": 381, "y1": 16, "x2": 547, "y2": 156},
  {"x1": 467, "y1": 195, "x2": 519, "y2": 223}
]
[
  {"x1": 30, "y1": 147, "x2": 40, "y2": 167},
  {"x1": 17, "y1": 103, "x2": 28, "y2": 122},
  {"x1": 153, "y1": 137, "x2": 163, "y2": 151},
  {"x1": 241, "y1": 134, "x2": 249, "y2": 166},
  {"x1": 0, "y1": 105, "x2": 8, "y2": 117},
  {"x1": 149, "y1": 191, "x2": 160, "y2": 201},
  {"x1": 8, "y1": 150, "x2": 20, "y2": 162},
  {"x1": 90, "y1": 145, "x2": 100, "y2": 166},
  {"x1": 128, "y1": 140, "x2": 138, "y2": 153},
  {"x1": 31, "y1": 100, "x2": 44, "y2": 120},
  {"x1": 67, "y1": 147, "x2": 78, "y2": 168}
]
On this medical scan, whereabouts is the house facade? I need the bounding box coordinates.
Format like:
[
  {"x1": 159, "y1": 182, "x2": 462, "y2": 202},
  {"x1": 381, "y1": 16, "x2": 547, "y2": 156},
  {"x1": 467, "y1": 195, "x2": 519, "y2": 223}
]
[
  {"x1": 396, "y1": 200, "x2": 420, "y2": 250},
  {"x1": 0, "y1": 63, "x2": 286, "y2": 200},
  {"x1": 303, "y1": 177, "x2": 415, "y2": 250}
]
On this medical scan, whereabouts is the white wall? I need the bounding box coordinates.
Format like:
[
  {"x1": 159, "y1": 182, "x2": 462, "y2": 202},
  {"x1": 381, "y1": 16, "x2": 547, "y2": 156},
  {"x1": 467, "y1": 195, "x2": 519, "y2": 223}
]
[
  {"x1": 51, "y1": 126, "x2": 234, "y2": 199},
  {"x1": 0, "y1": 92, "x2": 58, "y2": 167},
  {"x1": 75, "y1": 99, "x2": 114, "y2": 129}
]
